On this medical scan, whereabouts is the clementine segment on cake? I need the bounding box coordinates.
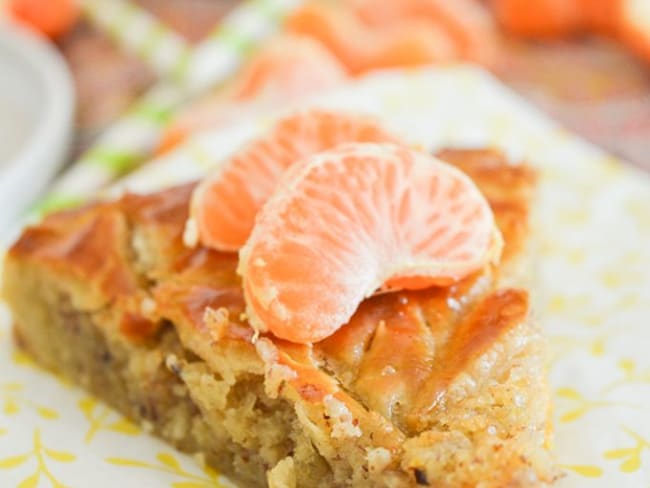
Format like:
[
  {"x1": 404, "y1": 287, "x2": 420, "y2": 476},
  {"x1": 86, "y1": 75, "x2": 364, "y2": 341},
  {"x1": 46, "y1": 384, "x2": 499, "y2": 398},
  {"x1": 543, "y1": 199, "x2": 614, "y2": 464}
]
[
  {"x1": 188, "y1": 110, "x2": 401, "y2": 251},
  {"x1": 239, "y1": 143, "x2": 503, "y2": 344}
]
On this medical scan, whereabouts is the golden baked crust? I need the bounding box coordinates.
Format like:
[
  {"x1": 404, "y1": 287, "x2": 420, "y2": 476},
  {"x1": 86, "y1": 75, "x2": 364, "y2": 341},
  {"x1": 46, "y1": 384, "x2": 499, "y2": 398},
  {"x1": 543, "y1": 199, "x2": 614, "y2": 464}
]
[{"x1": 3, "y1": 149, "x2": 557, "y2": 487}]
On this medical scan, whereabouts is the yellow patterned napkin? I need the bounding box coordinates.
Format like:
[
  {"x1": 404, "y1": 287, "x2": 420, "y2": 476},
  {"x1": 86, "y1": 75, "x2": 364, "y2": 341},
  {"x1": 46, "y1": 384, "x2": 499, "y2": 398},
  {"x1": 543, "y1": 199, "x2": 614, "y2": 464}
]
[{"x1": 1, "y1": 66, "x2": 649, "y2": 487}]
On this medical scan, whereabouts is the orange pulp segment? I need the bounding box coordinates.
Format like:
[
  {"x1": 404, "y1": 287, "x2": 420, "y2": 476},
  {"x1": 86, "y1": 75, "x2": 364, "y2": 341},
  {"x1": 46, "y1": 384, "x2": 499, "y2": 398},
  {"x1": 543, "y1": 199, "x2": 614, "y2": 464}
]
[
  {"x1": 285, "y1": 2, "x2": 456, "y2": 74},
  {"x1": 188, "y1": 110, "x2": 401, "y2": 251},
  {"x1": 239, "y1": 143, "x2": 503, "y2": 344},
  {"x1": 285, "y1": 3, "x2": 376, "y2": 74},
  {"x1": 157, "y1": 35, "x2": 347, "y2": 154},
  {"x1": 9, "y1": 0, "x2": 78, "y2": 39},
  {"x1": 227, "y1": 35, "x2": 347, "y2": 101},
  {"x1": 580, "y1": 0, "x2": 620, "y2": 34},
  {"x1": 492, "y1": 0, "x2": 585, "y2": 38},
  {"x1": 351, "y1": 0, "x2": 498, "y2": 65}
]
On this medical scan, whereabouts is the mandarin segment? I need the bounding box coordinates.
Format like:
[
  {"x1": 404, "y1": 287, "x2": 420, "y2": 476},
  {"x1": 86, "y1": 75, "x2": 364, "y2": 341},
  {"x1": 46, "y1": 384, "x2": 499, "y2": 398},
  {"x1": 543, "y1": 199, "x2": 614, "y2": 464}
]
[
  {"x1": 189, "y1": 110, "x2": 400, "y2": 251},
  {"x1": 351, "y1": 0, "x2": 498, "y2": 65},
  {"x1": 492, "y1": 0, "x2": 585, "y2": 37},
  {"x1": 285, "y1": 2, "x2": 458, "y2": 73},
  {"x1": 158, "y1": 35, "x2": 347, "y2": 154},
  {"x1": 286, "y1": 0, "x2": 496, "y2": 72},
  {"x1": 227, "y1": 35, "x2": 347, "y2": 101},
  {"x1": 239, "y1": 143, "x2": 502, "y2": 344}
]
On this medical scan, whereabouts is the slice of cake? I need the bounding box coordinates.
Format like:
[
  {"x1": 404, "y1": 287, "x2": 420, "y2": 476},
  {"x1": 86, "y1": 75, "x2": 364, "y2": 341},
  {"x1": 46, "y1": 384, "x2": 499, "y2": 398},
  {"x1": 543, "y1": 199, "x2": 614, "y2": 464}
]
[{"x1": 2, "y1": 148, "x2": 558, "y2": 487}]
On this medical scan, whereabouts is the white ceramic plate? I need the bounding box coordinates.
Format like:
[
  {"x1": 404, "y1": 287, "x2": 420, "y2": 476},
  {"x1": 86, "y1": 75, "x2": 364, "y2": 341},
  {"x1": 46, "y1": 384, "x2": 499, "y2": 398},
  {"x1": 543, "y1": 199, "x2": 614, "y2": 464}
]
[
  {"x1": 1, "y1": 67, "x2": 650, "y2": 487},
  {"x1": 0, "y1": 21, "x2": 74, "y2": 233}
]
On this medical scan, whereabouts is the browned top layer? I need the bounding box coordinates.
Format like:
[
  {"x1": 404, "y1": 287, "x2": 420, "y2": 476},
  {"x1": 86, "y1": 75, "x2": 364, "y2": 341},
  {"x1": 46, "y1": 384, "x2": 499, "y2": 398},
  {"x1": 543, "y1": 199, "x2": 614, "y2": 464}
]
[
  {"x1": 8, "y1": 148, "x2": 537, "y2": 439},
  {"x1": 436, "y1": 148, "x2": 536, "y2": 262},
  {"x1": 10, "y1": 203, "x2": 139, "y2": 303}
]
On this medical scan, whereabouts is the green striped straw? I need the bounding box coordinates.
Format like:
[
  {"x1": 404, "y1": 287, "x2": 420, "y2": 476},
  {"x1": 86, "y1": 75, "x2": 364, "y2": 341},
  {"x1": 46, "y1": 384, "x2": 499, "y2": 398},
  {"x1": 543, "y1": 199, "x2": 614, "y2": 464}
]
[
  {"x1": 80, "y1": 0, "x2": 192, "y2": 79},
  {"x1": 36, "y1": 0, "x2": 302, "y2": 215}
]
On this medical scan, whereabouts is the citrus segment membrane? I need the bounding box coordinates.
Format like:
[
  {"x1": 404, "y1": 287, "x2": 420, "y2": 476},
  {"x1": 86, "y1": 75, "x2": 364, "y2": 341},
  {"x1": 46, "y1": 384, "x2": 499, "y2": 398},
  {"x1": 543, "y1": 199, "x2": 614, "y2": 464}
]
[
  {"x1": 239, "y1": 143, "x2": 502, "y2": 344},
  {"x1": 189, "y1": 110, "x2": 400, "y2": 251}
]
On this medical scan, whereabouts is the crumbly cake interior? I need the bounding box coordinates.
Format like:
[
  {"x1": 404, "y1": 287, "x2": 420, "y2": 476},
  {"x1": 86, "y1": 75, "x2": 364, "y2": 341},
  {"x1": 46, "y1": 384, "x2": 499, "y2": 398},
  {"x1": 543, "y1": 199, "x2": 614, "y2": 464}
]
[{"x1": 3, "y1": 149, "x2": 558, "y2": 487}]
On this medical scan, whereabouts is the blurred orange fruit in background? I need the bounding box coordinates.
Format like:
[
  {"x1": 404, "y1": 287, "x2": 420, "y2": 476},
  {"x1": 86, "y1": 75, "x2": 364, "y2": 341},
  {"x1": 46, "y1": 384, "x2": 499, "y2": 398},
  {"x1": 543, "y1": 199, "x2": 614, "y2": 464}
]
[
  {"x1": 157, "y1": 35, "x2": 347, "y2": 154},
  {"x1": 9, "y1": 0, "x2": 79, "y2": 39}
]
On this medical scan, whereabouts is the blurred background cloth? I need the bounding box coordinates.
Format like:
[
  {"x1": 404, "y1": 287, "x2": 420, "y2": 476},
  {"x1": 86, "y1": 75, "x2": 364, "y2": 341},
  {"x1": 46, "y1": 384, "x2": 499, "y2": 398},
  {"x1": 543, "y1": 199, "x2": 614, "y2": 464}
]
[
  {"x1": 26, "y1": 0, "x2": 650, "y2": 170},
  {"x1": 56, "y1": 0, "x2": 239, "y2": 149},
  {"x1": 497, "y1": 38, "x2": 650, "y2": 169}
]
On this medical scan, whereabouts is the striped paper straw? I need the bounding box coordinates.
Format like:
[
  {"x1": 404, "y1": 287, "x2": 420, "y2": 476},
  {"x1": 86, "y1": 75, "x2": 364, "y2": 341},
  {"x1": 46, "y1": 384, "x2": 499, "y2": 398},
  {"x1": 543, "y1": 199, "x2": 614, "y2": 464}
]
[
  {"x1": 36, "y1": 0, "x2": 302, "y2": 215},
  {"x1": 79, "y1": 0, "x2": 192, "y2": 79}
]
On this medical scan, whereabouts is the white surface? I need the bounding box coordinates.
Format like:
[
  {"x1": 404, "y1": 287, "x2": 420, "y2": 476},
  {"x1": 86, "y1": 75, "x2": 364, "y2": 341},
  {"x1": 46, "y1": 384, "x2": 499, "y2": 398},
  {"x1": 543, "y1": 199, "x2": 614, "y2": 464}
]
[
  {"x1": 2, "y1": 67, "x2": 650, "y2": 487},
  {"x1": 0, "y1": 21, "x2": 74, "y2": 232}
]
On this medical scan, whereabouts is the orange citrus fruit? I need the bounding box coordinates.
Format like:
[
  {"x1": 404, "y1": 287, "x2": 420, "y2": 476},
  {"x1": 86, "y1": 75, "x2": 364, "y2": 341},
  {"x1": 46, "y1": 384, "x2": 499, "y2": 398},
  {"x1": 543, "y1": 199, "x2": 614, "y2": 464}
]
[
  {"x1": 188, "y1": 110, "x2": 401, "y2": 251},
  {"x1": 617, "y1": 0, "x2": 650, "y2": 63},
  {"x1": 285, "y1": 3, "x2": 375, "y2": 74},
  {"x1": 239, "y1": 143, "x2": 503, "y2": 344},
  {"x1": 580, "y1": 0, "x2": 620, "y2": 34},
  {"x1": 351, "y1": 0, "x2": 497, "y2": 64},
  {"x1": 364, "y1": 20, "x2": 457, "y2": 70},
  {"x1": 492, "y1": 0, "x2": 585, "y2": 38},
  {"x1": 9, "y1": 0, "x2": 79, "y2": 39},
  {"x1": 228, "y1": 35, "x2": 347, "y2": 101},
  {"x1": 157, "y1": 35, "x2": 347, "y2": 154},
  {"x1": 285, "y1": 3, "x2": 456, "y2": 74}
]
